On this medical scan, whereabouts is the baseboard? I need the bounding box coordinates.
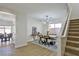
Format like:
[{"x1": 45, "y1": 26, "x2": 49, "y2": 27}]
[
  {"x1": 15, "y1": 43, "x2": 27, "y2": 48},
  {"x1": 27, "y1": 39, "x2": 34, "y2": 42},
  {"x1": 15, "y1": 39, "x2": 33, "y2": 48}
]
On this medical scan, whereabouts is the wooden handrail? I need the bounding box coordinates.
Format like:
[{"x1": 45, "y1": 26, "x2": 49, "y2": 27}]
[
  {"x1": 62, "y1": 7, "x2": 71, "y2": 37},
  {"x1": 62, "y1": 18, "x2": 68, "y2": 35}
]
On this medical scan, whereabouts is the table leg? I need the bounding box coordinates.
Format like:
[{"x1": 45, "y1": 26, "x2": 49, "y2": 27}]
[
  {"x1": 39, "y1": 37, "x2": 41, "y2": 44},
  {"x1": 45, "y1": 38, "x2": 48, "y2": 45}
]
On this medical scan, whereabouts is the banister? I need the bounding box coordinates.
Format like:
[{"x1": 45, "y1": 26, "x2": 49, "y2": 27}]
[
  {"x1": 62, "y1": 5, "x2": 71, "y2": 37},
  {"x1": 62, "y1": 15, "x2": 69, "y2": 36},
  {"x1": 56, "y1": 4, "x2": 72, "y2": 56}
]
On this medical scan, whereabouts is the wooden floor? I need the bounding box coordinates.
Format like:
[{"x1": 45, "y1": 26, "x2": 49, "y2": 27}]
[
  {"x1": 0, "y1": 41, "x2": 55, "y2": 56},
  {"x1": 0, "y1": 41, "x2": 15, "y2": 56},
  {"x1": 16, "y1": 42, "x2": 54, "y2": 56}
]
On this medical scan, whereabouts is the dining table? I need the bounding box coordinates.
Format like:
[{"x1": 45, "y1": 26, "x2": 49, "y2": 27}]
[{"x1": 38, "y1": 34, "x2": 57, "y2": 45}]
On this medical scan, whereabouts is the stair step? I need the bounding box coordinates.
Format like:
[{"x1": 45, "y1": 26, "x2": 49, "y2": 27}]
[
  {"x1": 70, "y1": 20, "x2": 79, "y2": 22},
  {"x1": 67, "y1": 36, "x2": 79, "y2": 41},
  {"x1": 69, "y1": 29, "x2": 79, "y2": 32},
  {"x1": 70, "y1": 23, "x2": 79, "y2": 24},
  {"x1": 69, "y1": 30, "x2": 79, "y2": 32},
  {"x1": 68, "y1": 36, "x2": 79, "y2": 38},
  {"x1": 66, "y1": 46, "x2": 79, "y2": 51},
  {"x1": 69, "y1": 27, "x2": 79, "y2": 29},
  {"x1": 69, "y1": 26, "x2": 79, "y2": 27},
  {"x1": 65, "y1": 46, "x2": 79, "y2": 55},
  {"x1": 68, "y1": 32, "x2": 79, "y2": 36},
  {"x1": 70, "y1": 19, "x2": 79, "y2": 21},
  {"x1": 64, "y1": 52, "x2": 76, "y2": 56},
  {"x1": 69, "y1": 29, "x2": 79, "y2": 30},
  {"x1": 67, "y1": 40, "x2": 79, "y2": 44},
  {"x1": 69, "y1": 26, "x2": 79, "y2": 29},
  {"x1": 70, "y1": 22, "x2": 79, "y2": 24},
  {"x1": 69, "y1": 32, "x2": 79, "y2": 34},
  {"x1": 69, "y1": 24, "x2": 79, "y2": 26},
  {"x1": 70, "y1": 21, "x2": 79, "y2": 23},
  {"x1": 66, "y1": 40, "x2": 79, "y2": 47}
]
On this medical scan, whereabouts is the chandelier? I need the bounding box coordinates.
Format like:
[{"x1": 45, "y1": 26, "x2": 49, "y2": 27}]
[{"x1": 42, "y1": 15, "x2": 53, "y2": 24}]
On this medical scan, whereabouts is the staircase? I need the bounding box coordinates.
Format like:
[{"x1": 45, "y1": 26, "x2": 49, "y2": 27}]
[{"x1": 64, "y1": 19, "x2": 79, "y2": 56}]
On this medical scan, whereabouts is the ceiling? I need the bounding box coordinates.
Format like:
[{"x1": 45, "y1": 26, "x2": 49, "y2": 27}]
[
  {"x1": 0, "y1": 11, "x2": 15, "y2": 21},
  {"x1": 0, "y1": 3, "x2": 68, "y2": 21}
]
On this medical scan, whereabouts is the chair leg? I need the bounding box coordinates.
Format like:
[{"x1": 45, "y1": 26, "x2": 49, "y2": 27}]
[
  {"x1": 5, "y1": 38, "x2": 7, "y2": 42},
  {"x1": 8, "y1": 38, "x2": 10, "y2": 41},
  {"x1": 39, "y1": 39, "x2": 41, "y2": 44},
  {"x1": 47, "y1": 42, "x2": 50, "y2": 46},
  {"x1": 1, "y1": 39, "x2": 3, "y2": 42}
]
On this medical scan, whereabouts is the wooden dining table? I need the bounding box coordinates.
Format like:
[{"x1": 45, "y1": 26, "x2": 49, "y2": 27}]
[{"x1": 38, "y1": 34, "x2": 56, "y2": 45}]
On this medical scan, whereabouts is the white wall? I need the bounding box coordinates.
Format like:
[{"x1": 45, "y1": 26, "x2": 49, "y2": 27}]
[
  {"x1": 0, "y1": 19, "x2": 13, "y2": 26},
  {"x1": 42, "y1": 23, "x2": 48, "y2": 35},
  {"x1": 26, "y1": 17, "x2": 43, "y2": 41},
  {"x1": 15, "y1": 13, "x2": 27, "y2": 48},
  {"x1": 15, "y1": 15, "x2": 46, "y2": 47},
  {"x1": 69, "y1": 4, "x2": 79, "y2": 19}
]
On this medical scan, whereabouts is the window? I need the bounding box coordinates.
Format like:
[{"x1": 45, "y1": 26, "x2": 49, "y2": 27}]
[
  {"x1": 49, "y1": 23, "x2": 62, "y2": 28},
  {"x1": 55, "y1": 23, "x2": 62, "y2": 28},
  {"x1": 5, "y1": 26, "x2": 11, "y2": 34},
  {"x1": 0, "y1": 29, "x2": 4, "y2": 34},
  {"x1": 0, "y1": 26, "x2": 11, "y2": 34},
  {"x1": 49, "y1": 24, "x2": 54, "y2": 28},
  {"x1": 48, "y1": 23, "x2": 62, "y2": 34},
  {"x1": 0, "y1": 26, "x2": 4, "y2": 29}
]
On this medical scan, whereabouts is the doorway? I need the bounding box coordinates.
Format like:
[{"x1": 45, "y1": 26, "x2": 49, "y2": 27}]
[
  {"x1": 0, "y1": 26, "x2": 13, "y2": 43},
  {"x1": 0, "y1": 11, "x2": 16, "y2": 46}
]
